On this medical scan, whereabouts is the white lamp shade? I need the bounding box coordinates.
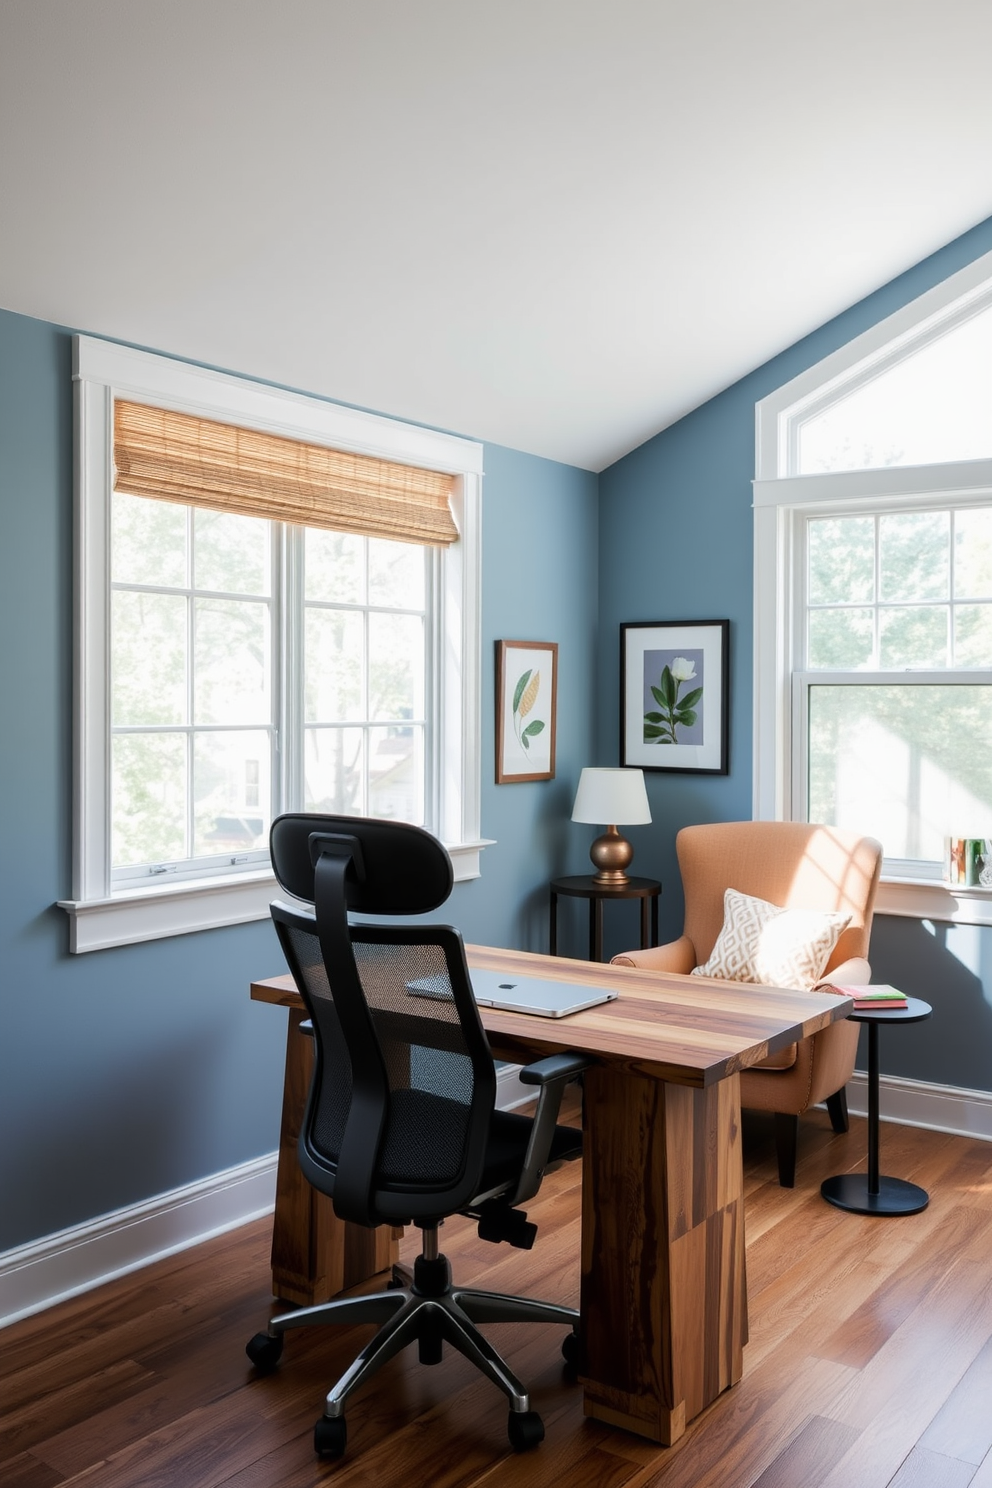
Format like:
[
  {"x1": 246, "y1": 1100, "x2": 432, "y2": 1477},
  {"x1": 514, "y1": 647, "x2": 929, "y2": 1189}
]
[{"x1": 571, "y1": 767, "x2": 651, "y2": 825}]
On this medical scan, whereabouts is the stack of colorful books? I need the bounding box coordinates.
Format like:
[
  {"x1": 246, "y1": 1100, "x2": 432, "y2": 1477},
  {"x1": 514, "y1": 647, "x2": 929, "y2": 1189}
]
[{"x1": 822, "y1": 983, "x2": 909, "y2": 1009}]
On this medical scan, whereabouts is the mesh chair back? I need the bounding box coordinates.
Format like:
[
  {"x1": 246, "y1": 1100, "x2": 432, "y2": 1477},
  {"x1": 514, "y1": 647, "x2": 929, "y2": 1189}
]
[
  {"x1": 269, "y1": 814, "x2": 496, "y2": 1227},
  {"x1": 273, "y1": 914, "x2": 353, "y2": 1166}
]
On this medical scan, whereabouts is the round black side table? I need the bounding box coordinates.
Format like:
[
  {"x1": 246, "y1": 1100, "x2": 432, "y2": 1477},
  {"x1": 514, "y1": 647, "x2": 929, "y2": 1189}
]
[
  {"x1": 820, "y1": 996, "x2": 932, "y2": 1217},
  {"x1": 549, "y1": 874, "x2": 661, "y2": 963}
]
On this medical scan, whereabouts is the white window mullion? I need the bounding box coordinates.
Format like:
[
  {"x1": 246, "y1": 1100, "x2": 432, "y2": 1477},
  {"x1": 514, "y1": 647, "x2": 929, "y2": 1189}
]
[
  {"x1": 790, "y1": 673, "x2": 806, "y2": 823},
  {"x1": 872, "y1": 511, "x2": 881, "y2": 667},
  {"x1": 949, "y1": 508, "x2": 957, "y2": 664},
  {"x1": 280, "y1": 524, "x2": 303, "y2": 816},
  {"x1": 186, "y1": 507, "x2": 195, "y2": 864},
  {"x1": 362, "y1": 598, "x2": 370, "y2": 818},
  {"x1": 787, "y1": 510, "x2": 806, "y2": 824},
  {"x1": 425, "y1": 546, "x2": 441, "y2": 837}
]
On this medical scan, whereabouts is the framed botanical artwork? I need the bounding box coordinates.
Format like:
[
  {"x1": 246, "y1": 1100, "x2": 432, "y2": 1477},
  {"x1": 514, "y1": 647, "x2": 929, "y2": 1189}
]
[
  {"x1": 621, "y1": 620, "x2": 729, "y2": 774},
  {"x1": 495, "y1": 640, "x2": 558, "y2": 783}
]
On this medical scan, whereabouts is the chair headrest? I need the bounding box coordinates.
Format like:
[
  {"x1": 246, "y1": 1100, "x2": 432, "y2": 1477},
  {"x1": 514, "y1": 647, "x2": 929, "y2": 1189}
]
[{"x1": 269, "y1": 813, "x2": 454, "y2": 915}]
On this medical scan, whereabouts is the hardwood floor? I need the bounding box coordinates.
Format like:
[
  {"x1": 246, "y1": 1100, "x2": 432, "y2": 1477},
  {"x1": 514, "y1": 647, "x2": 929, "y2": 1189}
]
[{"x1": 4, "y1": 1107, "x2": 992, "y2": 1488}]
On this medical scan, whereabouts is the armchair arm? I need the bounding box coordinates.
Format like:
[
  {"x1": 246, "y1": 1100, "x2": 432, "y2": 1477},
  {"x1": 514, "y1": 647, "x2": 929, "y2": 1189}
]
[
  {"x1": 509, "y1": 1051, "x2": 593, "y2": 1207},
  {"x1": 814, "y1": 956, "x2": 872, "y2": 990},
  {"x1": 741, "y1": 956, "x2": 873, "y2": 1115},
  {"x1": 610, "y1": 935, "x2": 697, "y2": 974}
]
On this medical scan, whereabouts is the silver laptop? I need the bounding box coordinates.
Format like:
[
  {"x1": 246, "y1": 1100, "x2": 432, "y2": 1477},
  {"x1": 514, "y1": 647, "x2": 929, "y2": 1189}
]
[
  {"x1": 406, "y1": 967, "x2": 617, "y2": 1018},
  {"x1": 469, "y1": 968, "x2": 617, "y2": 1017}
]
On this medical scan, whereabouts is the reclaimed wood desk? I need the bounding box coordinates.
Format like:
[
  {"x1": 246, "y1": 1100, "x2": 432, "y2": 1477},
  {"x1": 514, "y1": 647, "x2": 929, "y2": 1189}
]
[{"x1": 251, "y1": 945, "x2": 851, "y2": 1445}]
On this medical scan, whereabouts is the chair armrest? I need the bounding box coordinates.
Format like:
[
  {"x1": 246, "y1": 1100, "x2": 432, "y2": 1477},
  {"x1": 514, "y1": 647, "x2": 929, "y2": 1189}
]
[
  {"x1": 518, "y1": 1051, "x2": 594, "y2": 1086},
  {"x1": 610, "y1": 935, "x2": 697, "y2": 974},
  {"x1": 814, "y1": 956, "x2": 872, "y2": 990},
  {"x1": 509, "y1": 1052, "x2": 593, "y2": 1207},
  {"x1": 299, "y1": 1019, "x2": 314, "y2": 1037}
]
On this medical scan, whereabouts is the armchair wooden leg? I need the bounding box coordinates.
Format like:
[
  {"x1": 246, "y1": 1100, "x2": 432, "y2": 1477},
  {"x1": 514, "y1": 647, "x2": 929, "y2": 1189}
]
[
  {"x1": 825, "y1": 1087, "x2": 849, "y2": 1134},
  {"x1": 773, "y1": 1112, "x2": 799, "y2": 1188}
]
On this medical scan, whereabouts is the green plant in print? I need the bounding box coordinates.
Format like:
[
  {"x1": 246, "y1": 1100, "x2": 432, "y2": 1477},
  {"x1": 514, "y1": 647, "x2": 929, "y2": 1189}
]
[
  {"x1": 513, "y1": 668, "x2": 545, "y2": 751},
  {"x1": 645, "y1": 657, "x2": 702, "y2": 744}
]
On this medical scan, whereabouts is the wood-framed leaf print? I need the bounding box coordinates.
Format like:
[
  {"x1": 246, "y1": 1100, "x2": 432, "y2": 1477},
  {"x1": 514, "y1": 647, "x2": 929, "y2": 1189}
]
[
  {"x1": 495, "y1": 640, "x2": 558, "y2": 783},
  {"x1": 621, "y1": 620, "x2": 729, "y2": 774}
]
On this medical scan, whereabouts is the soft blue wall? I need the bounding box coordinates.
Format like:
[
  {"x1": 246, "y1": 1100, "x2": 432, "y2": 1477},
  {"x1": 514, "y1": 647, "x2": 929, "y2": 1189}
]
[
  {"x1": 7, "y1": 211, "x2": 992, "y2": 1255},
  {"x1": 598, "y1": 212, "x2": 992, "y2": 1085},
  {"x1": 454, "y1": 443, "x2": 600, "y2": 952},
  {"x1": 0, "y1": 310, "x2": 597, "y2": 1251}
]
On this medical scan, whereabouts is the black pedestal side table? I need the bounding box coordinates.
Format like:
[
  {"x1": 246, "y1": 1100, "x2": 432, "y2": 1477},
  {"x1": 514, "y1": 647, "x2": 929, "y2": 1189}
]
[
  {"x1": 821, "y1": 996, "x2": 933, "y2": 1216},
  {"x1": 550, "y1": 874, "x2": 661, "y2": 963}
]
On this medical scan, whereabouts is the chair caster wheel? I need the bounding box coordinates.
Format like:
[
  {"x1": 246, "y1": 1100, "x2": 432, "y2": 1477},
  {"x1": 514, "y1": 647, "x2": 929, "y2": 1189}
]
[
  {"x1": 245, "y1": 1332, "x2": 283, "y2": 1372},
  {"x1": 314, "y1": 1415, "x2": 347, "y2": 1457},
  {"x1": 561, "y1": 1329, "x2": 580, "y2": 1367},
  {"x1": 507, "y1": 1409, "x2": 544, "y2": 1451}
]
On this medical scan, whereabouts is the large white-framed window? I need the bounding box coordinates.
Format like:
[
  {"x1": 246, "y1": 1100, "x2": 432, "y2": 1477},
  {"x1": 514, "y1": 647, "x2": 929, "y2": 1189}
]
[
  {"x1": 754, "y1": 247, "x2": 992, "y2": 926},
  {"x1": 60, "y1": 336, "x2": 486, "y2": 952}
]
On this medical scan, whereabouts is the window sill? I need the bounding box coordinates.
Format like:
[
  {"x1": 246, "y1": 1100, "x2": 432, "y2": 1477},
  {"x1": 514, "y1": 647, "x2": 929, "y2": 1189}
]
[
  {"x1": 875, "y1": 875, "x2": 992, "y2": 928},
  {"x1": 58, "y1": 839, "x2": 495, "y2": 953}
]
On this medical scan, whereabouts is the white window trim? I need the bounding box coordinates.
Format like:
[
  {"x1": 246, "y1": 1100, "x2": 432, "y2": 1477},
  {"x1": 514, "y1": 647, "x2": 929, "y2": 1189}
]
[
  {"x1": 755, "y1": 246, "x2": 992, "y2": 482},
  {"x1": 59, "y1": 336, "x2": 489, "y2": 953},
  {"x1": 753, "y1": 247, "x2": 992, "y2": 928}
]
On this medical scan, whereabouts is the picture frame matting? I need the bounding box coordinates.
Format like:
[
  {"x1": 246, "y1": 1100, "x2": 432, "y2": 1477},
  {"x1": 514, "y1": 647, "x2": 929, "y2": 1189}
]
[
  {"x1": 620, "y1": 619, "x2": 729, "y2": 774},
  {"x1": 495, "y1": 639, "x2": 558, "y2": 783}
]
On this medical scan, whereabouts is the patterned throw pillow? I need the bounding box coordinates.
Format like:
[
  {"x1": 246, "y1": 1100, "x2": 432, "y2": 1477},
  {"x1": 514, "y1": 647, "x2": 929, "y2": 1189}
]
[{"x1": 691, "y1": 888, "x2": 851, "y2": 989}]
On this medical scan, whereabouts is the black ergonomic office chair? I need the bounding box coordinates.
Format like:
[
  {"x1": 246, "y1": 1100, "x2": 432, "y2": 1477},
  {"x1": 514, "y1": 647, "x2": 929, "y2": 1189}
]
[{"x1": 247, "y1": 813, "x2": 588, "y2": 1459}]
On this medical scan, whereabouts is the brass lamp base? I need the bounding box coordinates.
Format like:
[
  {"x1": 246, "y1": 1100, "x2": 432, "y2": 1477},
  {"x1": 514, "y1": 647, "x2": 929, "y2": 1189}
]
[{"x1": 589, "y1": 825, "x2": 634, "y2": 885}]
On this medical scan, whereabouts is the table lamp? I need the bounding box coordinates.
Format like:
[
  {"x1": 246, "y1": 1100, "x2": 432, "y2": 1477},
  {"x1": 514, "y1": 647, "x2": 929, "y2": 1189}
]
[{"x1": 571, "y1": 767, "x2": 651, "y2": 885}]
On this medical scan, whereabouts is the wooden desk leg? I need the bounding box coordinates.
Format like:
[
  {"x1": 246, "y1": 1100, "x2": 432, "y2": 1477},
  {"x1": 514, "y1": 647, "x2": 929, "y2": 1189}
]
[
  {"x1": 579, "y1": 1066, "x2": 746, "y2": 1444},
  {"x1": 270, "y1": 1008, "x2": 400, "y2": 1306}
]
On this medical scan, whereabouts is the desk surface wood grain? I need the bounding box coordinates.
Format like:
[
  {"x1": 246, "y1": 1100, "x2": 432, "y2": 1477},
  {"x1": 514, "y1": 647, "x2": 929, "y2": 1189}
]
[{"x1": 250, "y1": 942, "x2": 852, "y2": 1089}]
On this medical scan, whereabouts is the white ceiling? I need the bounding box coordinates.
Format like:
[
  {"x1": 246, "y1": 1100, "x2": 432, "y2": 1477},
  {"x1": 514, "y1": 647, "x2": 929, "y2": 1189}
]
[{"x1": 2, "y1": 1, "x2": 992, "y2": 472}]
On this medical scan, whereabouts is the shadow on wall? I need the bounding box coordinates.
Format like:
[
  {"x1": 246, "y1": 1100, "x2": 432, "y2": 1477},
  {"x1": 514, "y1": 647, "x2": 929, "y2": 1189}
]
[
  {"x1": 508, "y1": 778, "x2": 576, "y2": 955},
  {"x1": 867, "y1": 915, "x2": 992, "y2": 1092}
]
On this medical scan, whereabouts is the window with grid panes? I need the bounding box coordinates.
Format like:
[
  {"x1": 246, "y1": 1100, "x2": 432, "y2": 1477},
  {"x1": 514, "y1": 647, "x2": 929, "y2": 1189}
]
[
  {"x1": 799, "y1": 505, "x2": 992, "y2": 873},
  {"x1": 754, "y1": 248, "x2": 992, "y2": 890},
  {"x1": 109, "y1": 502, "x2": 432, "y2": 886},
  {"x1": 64, "y1": 336, "x2": 483, "y2": 952},
  {"x1": 302, "y1": 528, "x2": 428, "y2": 830}
]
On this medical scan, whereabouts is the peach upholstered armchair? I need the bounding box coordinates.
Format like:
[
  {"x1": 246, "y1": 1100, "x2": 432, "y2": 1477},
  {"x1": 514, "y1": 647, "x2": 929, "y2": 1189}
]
[{"x1": 612, "y1": 821, "x2": 883, "y2": 1188}]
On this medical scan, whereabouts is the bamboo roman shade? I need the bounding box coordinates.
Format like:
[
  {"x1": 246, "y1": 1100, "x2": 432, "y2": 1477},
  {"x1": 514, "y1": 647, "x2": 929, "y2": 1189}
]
[{"x1": 113, "y1": 401, "x2": 459, "y2": 547}]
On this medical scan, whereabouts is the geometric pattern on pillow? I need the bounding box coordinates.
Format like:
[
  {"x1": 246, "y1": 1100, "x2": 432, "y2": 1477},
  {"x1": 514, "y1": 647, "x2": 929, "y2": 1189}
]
[{"x1": 690, "y1": 887, "x2": 851, "y2": 990}]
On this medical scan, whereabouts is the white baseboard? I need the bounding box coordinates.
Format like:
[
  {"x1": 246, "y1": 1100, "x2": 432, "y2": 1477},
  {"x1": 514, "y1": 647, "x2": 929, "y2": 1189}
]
[
  {"x1": 0, "y1": 1152, "x2": 277, "y2": 1330},
  {"x1": 844, "y1": 1070, "x2": 992, "y2": 1142}
]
